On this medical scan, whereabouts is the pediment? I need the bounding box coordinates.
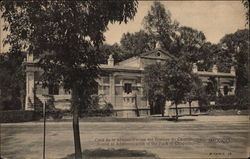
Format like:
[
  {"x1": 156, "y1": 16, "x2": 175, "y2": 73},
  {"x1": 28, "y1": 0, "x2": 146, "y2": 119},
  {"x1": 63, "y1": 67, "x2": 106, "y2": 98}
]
[{"x1": 139, "y1": 49, "x2": 175, "y2": 60}]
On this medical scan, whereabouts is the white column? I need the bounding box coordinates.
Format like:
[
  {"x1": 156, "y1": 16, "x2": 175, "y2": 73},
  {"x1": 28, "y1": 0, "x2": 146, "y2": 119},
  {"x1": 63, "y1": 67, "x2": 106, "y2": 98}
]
[
  {"x1": 25, "y1": 71, "x2": 35, "y2": 110},
  {"x1": 109, "y1": 74, "x2": 115, "y2": 106}
]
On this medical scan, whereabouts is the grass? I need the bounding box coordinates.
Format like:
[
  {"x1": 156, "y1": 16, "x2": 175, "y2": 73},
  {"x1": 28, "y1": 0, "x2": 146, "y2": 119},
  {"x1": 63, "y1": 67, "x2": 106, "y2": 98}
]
[{"x1": 207, "y1": 109, "x2": 249, "y2": 116}]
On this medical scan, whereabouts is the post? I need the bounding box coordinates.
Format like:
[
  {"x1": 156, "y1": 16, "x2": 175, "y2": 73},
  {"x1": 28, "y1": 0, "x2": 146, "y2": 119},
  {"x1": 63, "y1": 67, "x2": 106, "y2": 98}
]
[
  {"x1": 175, "y1": 103, "x2": 178, "y2": 121},
  {"x1": 189, "y1": 101, "x2": 192, "y2": 115},
  {"x1": 43, "y1": 101, "x2": 46, "y2": 159},
  {"x1": 135, "y1": 94, "x2": 140, "y2": 117}
]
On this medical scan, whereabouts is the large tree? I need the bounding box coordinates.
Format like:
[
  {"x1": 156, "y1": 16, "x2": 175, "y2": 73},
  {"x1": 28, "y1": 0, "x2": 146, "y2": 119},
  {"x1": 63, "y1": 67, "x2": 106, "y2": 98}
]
[
  {"x1": 219, "y1": 29, "x2": 249, "y2": 91},
  {"x1": 143, "y1": 1, "x2": 179, "y2": 52},
  {"x1": 0, "y1": 1, "x2": 138, "y2": 158},
  {"x1": 143, "y1": 2, "x2": 212, "y2": 68},
  {"x1": 172, "y1": 26, "x2": 206, "y2": 62},
  {"x1": 242, "y1": 0, "x2": 249, "y2": 25},
  {"x1": 164, "y1": 58, "x2": 193, "y2": 121},
  {"x1": 0, "y1": 51, "x2": 25, "y2": 110},
  {"x1": 144, "y1": 62, "x2": 166, "y2": 116},
  {"x1": 144, "y1": 57, "x2": 194, "y2": 120},
  {"x1": 120, "y1": 30, "x2": 154, "y2": 59},
  {"x1": 98, "y1": 43, "x2": 124, "y2": 64}
]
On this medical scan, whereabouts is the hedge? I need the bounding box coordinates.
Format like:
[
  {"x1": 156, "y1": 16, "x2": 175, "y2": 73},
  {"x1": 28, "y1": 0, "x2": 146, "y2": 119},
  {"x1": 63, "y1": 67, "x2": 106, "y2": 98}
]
[{"x1": 0, "y1": 110, "x2": 40, "y2": 123}]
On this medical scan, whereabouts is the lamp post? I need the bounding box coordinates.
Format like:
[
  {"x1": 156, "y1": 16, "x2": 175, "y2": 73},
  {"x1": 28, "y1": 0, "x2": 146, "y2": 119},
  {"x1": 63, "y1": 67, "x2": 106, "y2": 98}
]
[
  {"x1": 43, "y1": 100, "x2": 46, "y2": 159},
  {"x1": 42, "y1": 95, "x2": 48, "y2": 159}
]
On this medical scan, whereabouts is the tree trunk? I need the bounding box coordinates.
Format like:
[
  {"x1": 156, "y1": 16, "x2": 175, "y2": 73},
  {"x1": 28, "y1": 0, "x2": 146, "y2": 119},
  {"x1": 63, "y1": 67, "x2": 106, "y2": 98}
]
[
  {"x1": 175, "y1": 103, "x2": 178, "y2": 121},
  {"x1": 189, "y1": 101, "x2": 192, "y2": 115},
  {"x1": 161, "y1": 101, "x2": 165, "y2": 117},
  {"x1": 72, "y1": 86, "x2": 82, "y2": 159},
  {"x1": 135, "y1": 94, "x2": 140, "y2": 117}
]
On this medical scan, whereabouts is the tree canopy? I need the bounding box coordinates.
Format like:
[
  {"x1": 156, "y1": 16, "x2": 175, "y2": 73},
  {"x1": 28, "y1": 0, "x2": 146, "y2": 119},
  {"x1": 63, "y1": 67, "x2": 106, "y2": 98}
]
[
  {"x1": 0, "y1": 51, "x2": 25, "y2": 110},
  {"x1": 0, "y1": 1, "x2": 138, "y2": 158},
  {"x1": 144, "y1": 62, "x2": 166, "y2": 116},
  {"x1": 120, "y1": 30, "x2": 154, "y2": 59},
  {"x1": 219, "y1": 29, "x2": 249, "y2": 90},
  {"x1": 143, "y1": 1, "x2": 179, "y2": 51}
]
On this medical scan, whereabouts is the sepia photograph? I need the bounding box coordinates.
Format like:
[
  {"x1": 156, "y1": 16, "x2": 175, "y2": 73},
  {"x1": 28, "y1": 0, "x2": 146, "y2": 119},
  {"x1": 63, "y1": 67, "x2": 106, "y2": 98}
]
[{"x1": 0, "y1": 0, "x2": 249, "y2": 159}]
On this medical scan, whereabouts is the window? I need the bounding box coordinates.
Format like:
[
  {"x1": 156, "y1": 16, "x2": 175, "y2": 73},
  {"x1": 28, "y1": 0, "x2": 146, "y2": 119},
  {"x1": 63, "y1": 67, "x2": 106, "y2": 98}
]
[
  {"x1": 103, "y1": 76, "x2": 109, "y2": 84},
  {"x1": 124, "y1": 83, "x2": 132, "y2": 94},
  {"x1": 223, "y1": 86, "x2": 229, "y2": 96},
  {"x1": 48, "y1": 84, "x2": 59, "y2": 95}
]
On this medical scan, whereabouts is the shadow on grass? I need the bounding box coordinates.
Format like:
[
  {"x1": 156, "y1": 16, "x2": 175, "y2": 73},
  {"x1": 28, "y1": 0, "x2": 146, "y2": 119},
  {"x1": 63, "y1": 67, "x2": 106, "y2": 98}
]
[
  {"x1": 165, "y1": 118, "x2": 196, "y2": 122},
  {"x1": 62, "y1": 148, "x2": 159, "y2": 159}
]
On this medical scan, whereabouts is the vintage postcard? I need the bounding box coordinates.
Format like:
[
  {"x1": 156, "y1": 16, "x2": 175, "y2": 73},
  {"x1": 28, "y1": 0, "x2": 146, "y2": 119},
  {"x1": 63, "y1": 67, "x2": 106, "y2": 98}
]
[{"x1": 0, "y1": 1, "x2": 249, "y2": 159}]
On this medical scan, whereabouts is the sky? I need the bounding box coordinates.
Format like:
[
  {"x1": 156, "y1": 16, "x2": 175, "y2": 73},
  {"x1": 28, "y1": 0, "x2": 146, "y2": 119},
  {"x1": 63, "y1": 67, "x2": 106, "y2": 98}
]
[
  {"x1": 0, "y1": 1, "x2": 248, "y2": 52},
  {"x1": 104, "y1": 1, "x2": 247, "y2": 45}
]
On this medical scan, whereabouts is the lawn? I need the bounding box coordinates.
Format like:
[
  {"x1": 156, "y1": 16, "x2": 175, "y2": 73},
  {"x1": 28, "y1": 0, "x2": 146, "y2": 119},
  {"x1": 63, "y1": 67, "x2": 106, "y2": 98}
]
[{"x1": 1, "y1": 115, "x2": 249, "y2": 159}]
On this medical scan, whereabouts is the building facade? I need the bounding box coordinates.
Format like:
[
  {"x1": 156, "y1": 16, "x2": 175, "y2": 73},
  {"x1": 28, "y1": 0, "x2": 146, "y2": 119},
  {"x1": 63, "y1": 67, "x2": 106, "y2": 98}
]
[{"x1": 24, "y1": 48, "x2": 236, "y2": 117}]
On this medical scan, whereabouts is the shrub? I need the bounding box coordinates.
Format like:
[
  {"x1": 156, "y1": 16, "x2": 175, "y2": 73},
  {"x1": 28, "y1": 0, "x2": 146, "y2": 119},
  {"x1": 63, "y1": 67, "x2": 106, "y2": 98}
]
[
  {"x1": 0, "y1": 110, "x2": 37, "y2": 123},
  {"x1": 34, "y1": 95, "x2": 63, "y2": 120},
  {"x1": 0, "y1": 97, "x2": 22, "y2": 110},
  {"x1": 214, "y1": 94, "x2": 248, "y2": 110},
  {"x1": 80, "y1": 95, "x2": 114, "y2": 117}
]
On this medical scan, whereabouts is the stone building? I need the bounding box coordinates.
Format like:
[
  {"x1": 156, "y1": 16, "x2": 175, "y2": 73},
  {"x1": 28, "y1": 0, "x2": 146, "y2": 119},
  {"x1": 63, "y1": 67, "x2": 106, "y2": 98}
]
[{"x1": 24, "y1": 48, "x2": 236, "y2": 117}]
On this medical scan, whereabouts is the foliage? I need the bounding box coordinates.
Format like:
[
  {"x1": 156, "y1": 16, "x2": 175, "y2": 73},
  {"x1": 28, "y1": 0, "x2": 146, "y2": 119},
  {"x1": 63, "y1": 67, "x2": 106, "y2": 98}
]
[
  {"x1": 171, "y1": 26, "x2": 206, "y2": 61},
  {"x1": 120, "y1": 30, "x2": 154, "y2": 60},
  {"x1": 143, "y1": 1, "x2": 179, "y2": 51},
  {"x1": 242, "y1": 0, "x2": 249, "y2": 25},
  {"x1": 144, "y1": 62, "x2": 166, "y2": 116},
  {"x1": 0, "y1": 110, "x2": 37, "y2": 123},
  {"x1": 219, "y1": 29, "x2": 249, "y2": 91},
  {"x1": 144, "y1": 57, "x2": 194, "y2": 119},
  {"x1": 98, "y1": 43, "x2": 125, "y2": 63},
  {"x1": 164, "y1": 58, "x2": 193, "y2": 105},
  {"x1": 1, "y1": 1, "x2": 138, "y2": 158},
  {"x1": 0, "y1": 51, "x2": 25, "y2": 110},
  {"x1": 143, "y1": 2, "x2": 213, "y2": 70}
]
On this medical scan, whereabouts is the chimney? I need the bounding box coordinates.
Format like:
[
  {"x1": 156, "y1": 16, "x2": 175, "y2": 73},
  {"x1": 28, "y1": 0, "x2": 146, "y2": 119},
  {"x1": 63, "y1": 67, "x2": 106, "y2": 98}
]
[
  {"x1": 212, "y1": 64, "x2": 218, "y2": 73},
  {"x1": 230, "y1": 66, "x2": 235, "y2": 75},
  {"x1": 108, "y1": 54, "x2": 114, "y2": 66},
  {"x1": 27, "y1": 52, "x2": 34, "y2": 62},
  {"x1": 155, "y1": 41, "x2": 162, "y2": 49},
  {"x1": 192, "y1": 63, "x2": 198, "y2": 73}
]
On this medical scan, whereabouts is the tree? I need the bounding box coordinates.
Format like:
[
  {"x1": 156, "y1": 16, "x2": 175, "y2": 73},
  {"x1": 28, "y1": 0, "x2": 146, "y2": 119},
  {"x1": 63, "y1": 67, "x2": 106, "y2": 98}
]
[
  {"x1": 144, "y1": 62, "x2": 166, "y2": 116},
  {"x1": 144, "y1": 57, "x2": 194, "y2": 119},
  {"x1": 164, "y1": 58, "x2": 193, "y2": 121},
  {"x1": 219, "y1": 29, "x2": 249, "y2": 91},
  {"x1": 143, "y1": 2, "x2": 211, "y2": 67},
  {"x1": 0, "y1": 51, "x2": 25, "y2": 110},
  {"x1": 0, "y1": 1, "x2": 138, "y2": 158},
  {"x1": 242, "y1": 0, "x2": 249, "y2": 25},
  {"x1": 120, "y1": 30, "x2": 154, "y2": 59},
  {"x1": 172, "y1": 26, "x2": 206, "y2": 62},
  {"x1": 98, "y1": 43, "x2": 124, "y2": 64},
  {"x1": 143, "y1": 1, "x2": 179, "y2": 51}
]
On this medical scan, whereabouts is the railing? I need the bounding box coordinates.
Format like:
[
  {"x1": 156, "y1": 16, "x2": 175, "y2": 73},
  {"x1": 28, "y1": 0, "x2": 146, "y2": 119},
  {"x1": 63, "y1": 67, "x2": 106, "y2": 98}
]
[{"x1": 123, "y1": 92, "x2": 136, "y2": 107}]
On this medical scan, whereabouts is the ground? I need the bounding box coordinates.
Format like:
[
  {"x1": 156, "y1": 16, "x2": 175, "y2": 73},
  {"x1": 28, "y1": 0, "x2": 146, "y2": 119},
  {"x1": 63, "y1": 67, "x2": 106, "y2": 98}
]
[{"x1": 1, "y1": 115, "x2": 249, "y2": 159}]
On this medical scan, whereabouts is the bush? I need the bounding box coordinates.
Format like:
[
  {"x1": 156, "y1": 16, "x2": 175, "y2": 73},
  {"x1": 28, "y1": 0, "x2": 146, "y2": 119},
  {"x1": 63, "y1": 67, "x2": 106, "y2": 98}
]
[
  {"x1": 0, "y1": 97, "x2": 22, "y2": 110},
  {"x1": 213, "y1": 95, "x2": 248, "y2": 110},
  {"x1": 216, "y1": 95, "x2": 238, "y2": 106},
  {"x1": 34, "y1": 95, "x2": 63, "y2": 120},
  {"x1": 0, "y1": 110, "x2": 37, "y2": 123},
  {"x1": 80, "y1": 95, "x2": 114, "y2": 117}
]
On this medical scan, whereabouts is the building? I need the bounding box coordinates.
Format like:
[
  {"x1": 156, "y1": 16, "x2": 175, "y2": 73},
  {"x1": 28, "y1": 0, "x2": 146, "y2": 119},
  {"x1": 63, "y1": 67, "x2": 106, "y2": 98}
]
[{"x1": 24, "y1": 48, "x2": 236, "y2": 117}]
